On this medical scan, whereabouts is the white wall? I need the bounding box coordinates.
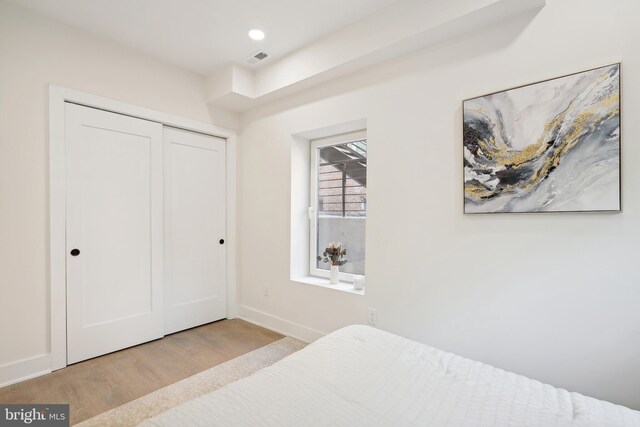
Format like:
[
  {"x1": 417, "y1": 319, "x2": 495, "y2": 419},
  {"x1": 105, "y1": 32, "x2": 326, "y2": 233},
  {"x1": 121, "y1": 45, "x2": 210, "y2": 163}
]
[
  {"x1": 0, "y1": 2, "x2": 235, "y2": 376},
  {"x1": 237, "y1": 0, "x2": 640, "y2": 409}
]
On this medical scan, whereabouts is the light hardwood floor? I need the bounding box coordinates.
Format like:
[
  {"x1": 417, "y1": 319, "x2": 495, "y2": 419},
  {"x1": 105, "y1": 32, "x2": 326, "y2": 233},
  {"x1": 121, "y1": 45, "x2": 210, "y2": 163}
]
[{"x1": 0, "y1": 319, "x2": 283, "y2": 425}]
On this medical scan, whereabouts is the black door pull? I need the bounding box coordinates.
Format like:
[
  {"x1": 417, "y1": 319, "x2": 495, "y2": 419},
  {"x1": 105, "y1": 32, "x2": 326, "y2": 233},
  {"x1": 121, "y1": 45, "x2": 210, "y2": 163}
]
[
  {"x1": 70, "y1": 249, "x2": 81, "y2": 256},
  {"x1": 219, "y1": 239, "x2": 225, "y2": 245}
]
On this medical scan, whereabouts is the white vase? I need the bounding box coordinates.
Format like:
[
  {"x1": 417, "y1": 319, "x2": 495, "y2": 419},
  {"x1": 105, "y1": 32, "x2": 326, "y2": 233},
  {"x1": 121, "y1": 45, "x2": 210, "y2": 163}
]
[
  {"x1": 353, "y1": 275, "x2": 365, "y2": 290},
  {"x1": 330, "y1": 265, "x2": 339, "y2": 284}
]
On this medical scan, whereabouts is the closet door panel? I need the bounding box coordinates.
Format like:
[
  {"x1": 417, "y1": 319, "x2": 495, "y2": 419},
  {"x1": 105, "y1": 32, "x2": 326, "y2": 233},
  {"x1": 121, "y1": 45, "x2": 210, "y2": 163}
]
[
  {"x1": 164, "y1": 128, "x2": 226, "y2": 334},
  {"x1": 66, "y1": 103, "x2": 164, "y2": 364}
]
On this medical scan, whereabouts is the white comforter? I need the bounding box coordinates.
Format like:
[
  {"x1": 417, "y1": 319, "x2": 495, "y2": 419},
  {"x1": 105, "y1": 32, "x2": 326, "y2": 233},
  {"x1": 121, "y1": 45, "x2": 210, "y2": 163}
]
[{"x1": 140, "y1": 325, "x2": 640, "y2": 426}]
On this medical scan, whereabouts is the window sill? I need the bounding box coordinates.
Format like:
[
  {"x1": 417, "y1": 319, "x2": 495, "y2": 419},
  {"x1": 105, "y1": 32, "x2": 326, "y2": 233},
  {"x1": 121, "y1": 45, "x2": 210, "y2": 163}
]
[{"x1": 292, "y1": 276, "x2": 365, "y2": 296}]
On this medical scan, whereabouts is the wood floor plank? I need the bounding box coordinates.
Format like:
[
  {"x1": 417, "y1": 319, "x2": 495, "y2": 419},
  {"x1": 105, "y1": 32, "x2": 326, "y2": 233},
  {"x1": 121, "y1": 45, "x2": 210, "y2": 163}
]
[{"x1": 0, "y1": 319, "x2": 283, "y2": 425}]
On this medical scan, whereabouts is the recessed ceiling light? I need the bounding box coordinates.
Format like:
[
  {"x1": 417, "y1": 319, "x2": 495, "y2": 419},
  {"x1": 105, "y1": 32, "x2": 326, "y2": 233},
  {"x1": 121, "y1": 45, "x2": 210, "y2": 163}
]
[{"x1": 248, "y1": 29, "x2": 265, "y2": 41}]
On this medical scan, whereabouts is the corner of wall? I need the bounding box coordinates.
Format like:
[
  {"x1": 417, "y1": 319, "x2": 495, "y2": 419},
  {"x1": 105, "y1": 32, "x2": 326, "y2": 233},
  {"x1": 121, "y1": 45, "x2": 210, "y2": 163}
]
[
  {"x1": 207, "y1": 105, "x2": 240, "y2": 131},
  {"x1": 238, "y1": 305, "x2": 325, "y2": 343}
]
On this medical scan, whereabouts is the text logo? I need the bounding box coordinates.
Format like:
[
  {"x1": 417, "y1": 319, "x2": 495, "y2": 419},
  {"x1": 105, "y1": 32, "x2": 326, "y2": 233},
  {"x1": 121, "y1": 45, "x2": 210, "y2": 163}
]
[{"x1": 0, "y1": 405, "x2": 69, "y2": 427}]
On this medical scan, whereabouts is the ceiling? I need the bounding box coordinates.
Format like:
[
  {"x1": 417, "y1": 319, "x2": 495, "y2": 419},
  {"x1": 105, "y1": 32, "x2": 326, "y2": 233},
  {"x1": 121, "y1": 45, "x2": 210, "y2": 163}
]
[{"x1": 6, "y1": 0, "x2": 400, "y2": 75}]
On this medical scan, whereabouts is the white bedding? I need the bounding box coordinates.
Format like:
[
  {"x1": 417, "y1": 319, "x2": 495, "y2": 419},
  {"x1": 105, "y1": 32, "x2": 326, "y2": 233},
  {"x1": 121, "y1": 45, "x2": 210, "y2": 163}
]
[{"x1": 140, "y1": 325, "x2": 640, "y2": 426}]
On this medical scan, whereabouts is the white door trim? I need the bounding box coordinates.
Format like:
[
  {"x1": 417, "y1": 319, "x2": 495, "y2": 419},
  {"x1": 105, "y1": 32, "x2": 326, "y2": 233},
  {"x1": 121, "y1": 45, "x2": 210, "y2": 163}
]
[{"x1": 49, "y1": 85, "x2": 238, "y2": 371}]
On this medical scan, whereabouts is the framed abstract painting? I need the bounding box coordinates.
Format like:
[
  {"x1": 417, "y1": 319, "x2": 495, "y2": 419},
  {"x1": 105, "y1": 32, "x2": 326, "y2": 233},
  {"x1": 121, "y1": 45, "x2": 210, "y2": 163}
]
[{"x1": 463, "y1": 63, "x2": 620, "y2": 214}]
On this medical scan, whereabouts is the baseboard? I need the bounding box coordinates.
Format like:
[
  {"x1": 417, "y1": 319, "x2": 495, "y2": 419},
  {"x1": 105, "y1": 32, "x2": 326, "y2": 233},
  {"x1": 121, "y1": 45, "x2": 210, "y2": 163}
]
[
  {"x1": 238, "y1": 305, "x2": 326, "y2": 343},
  {"x1": 0, "y1": 354, "x2": 51, "y2": 388}
]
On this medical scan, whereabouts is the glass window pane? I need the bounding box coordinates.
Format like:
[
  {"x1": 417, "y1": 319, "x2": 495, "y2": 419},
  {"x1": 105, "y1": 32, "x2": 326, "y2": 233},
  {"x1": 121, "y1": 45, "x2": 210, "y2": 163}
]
[{"x1": 315, "y1": 140, "x2": 366, "y2": 275}]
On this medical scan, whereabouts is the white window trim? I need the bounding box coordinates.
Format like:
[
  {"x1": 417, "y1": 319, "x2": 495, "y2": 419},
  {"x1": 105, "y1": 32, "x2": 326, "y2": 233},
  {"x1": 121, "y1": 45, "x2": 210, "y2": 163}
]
[{"x1": 309, "y1": 129, "x2": 367, "y2": 282}]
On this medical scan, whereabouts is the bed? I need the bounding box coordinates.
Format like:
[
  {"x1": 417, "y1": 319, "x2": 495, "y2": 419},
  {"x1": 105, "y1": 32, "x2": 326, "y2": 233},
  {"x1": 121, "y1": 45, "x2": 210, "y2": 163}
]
[{"x1": 139, "y1": 325, "x2": 640, "y2": 426}]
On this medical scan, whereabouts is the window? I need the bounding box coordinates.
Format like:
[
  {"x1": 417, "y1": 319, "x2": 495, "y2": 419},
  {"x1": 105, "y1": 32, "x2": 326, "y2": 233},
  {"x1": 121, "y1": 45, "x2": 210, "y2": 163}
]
[{"x1": 310, "y1": 131, "x2": 366, "y2": 279}]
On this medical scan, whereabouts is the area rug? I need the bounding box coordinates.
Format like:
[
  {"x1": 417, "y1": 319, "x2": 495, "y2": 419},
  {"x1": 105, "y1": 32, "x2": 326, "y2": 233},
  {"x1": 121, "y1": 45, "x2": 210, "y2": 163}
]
[{"x1": 76, "y1": 337, "x2": 306, "y2": 426}]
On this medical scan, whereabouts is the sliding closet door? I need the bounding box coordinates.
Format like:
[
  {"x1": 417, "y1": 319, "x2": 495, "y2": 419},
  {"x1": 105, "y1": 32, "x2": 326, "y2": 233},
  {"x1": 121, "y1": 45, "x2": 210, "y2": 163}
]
[
  {"x1": 164, "y1": 128, "x2": 226, "y2": 335},
  {"x1": 65, "y1": 103, "x2": 164, "y2": 364}
]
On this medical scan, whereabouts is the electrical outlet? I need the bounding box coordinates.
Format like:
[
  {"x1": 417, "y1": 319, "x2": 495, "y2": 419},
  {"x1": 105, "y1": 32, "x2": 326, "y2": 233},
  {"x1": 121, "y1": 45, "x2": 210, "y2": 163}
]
[
  {"x1": 367, "y1": 308, "x2": 377, "y2": 325},
  {"x1": 264, "y1": 284, "x2": 270, "y2": 297}
]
